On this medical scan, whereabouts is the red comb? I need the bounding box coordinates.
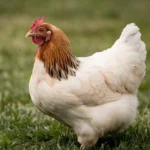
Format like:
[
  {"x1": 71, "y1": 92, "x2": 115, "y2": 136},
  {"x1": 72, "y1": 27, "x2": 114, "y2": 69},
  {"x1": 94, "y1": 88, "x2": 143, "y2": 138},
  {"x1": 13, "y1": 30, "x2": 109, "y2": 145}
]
[{"x1": 30, "y1": 17, "x2": 45, "y2": 30}]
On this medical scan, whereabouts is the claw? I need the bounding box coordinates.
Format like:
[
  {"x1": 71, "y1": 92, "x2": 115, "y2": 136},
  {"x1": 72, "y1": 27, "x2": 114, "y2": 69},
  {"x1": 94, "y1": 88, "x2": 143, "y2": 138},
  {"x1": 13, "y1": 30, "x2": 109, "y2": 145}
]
[{"x1": 80, "y1": 145, "x2": 86, "y2": 150}]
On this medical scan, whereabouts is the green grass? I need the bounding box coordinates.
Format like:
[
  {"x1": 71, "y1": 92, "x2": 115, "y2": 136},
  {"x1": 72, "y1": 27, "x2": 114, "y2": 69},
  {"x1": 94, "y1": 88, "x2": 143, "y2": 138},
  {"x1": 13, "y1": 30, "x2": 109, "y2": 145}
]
[{"x1": 0, "y1": 0, "x2": 150, "y2": 149}]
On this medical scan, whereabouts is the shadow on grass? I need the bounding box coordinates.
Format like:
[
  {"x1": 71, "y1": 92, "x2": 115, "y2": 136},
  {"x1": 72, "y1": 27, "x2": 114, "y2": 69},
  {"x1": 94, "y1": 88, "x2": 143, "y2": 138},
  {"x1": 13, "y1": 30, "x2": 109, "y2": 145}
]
[
  {"x1": 58, "y1": 132, "x2": 126, "y2": 149},
  {"x1": 93, "y1": 133, "x2": 126, "y2": 150},
  {"x1": 58, "y1": 127, "x2": 150, "y2": 150}
]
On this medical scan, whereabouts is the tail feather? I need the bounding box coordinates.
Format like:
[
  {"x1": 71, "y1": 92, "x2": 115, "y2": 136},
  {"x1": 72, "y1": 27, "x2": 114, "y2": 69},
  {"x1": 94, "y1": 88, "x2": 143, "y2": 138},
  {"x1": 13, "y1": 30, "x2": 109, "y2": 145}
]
[
  {"x1": 120, "y1": 23, "x2": 140, "y2": 43},
  {"x1": 109, "y1": 23, "x2": 146, "y2": 93},
  {"x1": 115, "y1": 23, "x2": 146, "y2": 62}
]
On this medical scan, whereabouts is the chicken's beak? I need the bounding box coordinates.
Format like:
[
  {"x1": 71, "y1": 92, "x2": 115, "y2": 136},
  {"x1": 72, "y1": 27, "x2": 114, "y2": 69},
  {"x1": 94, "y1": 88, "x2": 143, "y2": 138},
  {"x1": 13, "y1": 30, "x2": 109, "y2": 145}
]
[{"x1": 25, "y1": 31, "x2": 36, "y2": 38}]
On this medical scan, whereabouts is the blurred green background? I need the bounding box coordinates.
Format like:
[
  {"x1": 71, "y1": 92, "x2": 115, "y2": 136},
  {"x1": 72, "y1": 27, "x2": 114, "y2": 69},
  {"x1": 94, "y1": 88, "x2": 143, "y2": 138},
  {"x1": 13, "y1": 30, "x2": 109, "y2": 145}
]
[{"x1": 0, "y1": 0, "x2": 150, "y2": 149}]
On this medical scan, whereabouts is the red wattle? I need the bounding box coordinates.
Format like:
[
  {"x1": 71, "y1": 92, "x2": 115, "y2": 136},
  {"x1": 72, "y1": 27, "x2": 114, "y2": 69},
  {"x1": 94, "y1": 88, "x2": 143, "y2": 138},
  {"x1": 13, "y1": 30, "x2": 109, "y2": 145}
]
[{"x1": 32, "y1": 36, "x2": 45, "y2": 45}]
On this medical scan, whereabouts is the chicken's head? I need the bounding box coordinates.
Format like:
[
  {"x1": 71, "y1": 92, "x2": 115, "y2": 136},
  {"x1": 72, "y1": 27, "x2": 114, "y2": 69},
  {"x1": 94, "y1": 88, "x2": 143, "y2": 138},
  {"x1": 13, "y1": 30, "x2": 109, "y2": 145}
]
[{"x1": 25, "y1": 17, "x2": 52, "y2": 45}]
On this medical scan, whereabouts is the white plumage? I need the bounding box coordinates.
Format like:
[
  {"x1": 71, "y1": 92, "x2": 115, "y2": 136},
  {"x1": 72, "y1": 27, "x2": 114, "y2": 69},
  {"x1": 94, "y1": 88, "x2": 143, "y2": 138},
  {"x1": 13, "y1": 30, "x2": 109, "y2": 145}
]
[{"x1": 29, "y1": 23, "x2": 146, "y2": 149}]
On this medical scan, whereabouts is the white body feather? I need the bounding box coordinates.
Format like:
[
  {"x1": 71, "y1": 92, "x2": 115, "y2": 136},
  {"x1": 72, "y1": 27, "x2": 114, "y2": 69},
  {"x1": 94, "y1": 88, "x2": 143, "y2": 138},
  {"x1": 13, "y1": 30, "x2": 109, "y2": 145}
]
[{"x1": 29, "y1": 23, "x2": 146, "y2": 148}]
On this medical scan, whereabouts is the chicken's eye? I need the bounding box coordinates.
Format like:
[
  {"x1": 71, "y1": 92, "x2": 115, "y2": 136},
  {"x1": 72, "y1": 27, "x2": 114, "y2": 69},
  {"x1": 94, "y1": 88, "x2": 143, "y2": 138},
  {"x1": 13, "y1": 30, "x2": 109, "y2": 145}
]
[{"x1": 38, "y1": 27, "x2": 45, "y2": 32}]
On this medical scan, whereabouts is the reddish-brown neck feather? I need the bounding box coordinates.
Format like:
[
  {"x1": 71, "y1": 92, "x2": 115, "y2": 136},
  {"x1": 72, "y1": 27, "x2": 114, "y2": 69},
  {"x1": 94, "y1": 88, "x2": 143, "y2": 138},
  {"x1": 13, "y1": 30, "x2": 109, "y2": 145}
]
[{"x1": 36, "y1": 25, "x2": 80, "y2": 80}]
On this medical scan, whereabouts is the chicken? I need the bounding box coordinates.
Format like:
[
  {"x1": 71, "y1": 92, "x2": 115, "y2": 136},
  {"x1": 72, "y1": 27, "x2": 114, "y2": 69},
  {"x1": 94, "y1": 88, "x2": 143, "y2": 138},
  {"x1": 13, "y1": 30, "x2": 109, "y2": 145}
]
[{"x1": 25, "y1": 17, "x2": 146, "y2": 149}]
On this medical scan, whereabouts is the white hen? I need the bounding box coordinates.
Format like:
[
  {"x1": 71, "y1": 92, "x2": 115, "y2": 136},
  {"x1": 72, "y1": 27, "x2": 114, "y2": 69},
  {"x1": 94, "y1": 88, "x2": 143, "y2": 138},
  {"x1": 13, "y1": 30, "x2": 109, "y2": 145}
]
[{"x1": 26, "y1": 18, "x2": 146, "y2": 149}]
